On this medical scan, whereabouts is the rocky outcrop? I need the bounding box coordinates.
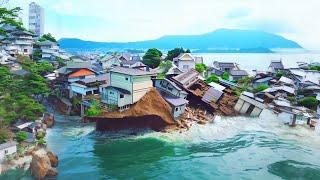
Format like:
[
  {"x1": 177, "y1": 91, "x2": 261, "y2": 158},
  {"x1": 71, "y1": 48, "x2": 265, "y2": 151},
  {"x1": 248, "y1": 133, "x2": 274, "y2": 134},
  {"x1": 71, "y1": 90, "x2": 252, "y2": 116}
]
[
  {"x1": 47, "y1": 150, "x2": 58, "y2": 167},
  {"x1": 30, "y1": 149, "x2": 58, "y2": 179},
  {"x1": 95, "y1": 88, "x2": 176, "y2": 131},
  {"x1": 43, "y1": 113, "x2": 55, "y2": 128}
]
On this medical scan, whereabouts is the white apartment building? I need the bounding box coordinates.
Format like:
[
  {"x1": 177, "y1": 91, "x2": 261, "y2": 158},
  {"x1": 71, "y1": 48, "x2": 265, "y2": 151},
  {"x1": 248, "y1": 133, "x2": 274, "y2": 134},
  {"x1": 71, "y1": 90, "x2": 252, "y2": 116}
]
[{"x1": 29, "y1": 2, "x2": 44, "y2": 37}]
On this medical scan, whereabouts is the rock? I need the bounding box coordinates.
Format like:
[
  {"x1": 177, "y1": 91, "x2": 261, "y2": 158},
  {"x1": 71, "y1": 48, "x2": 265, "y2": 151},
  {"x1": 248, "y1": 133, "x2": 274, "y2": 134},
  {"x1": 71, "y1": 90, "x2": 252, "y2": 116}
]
[
  {"x1": 47, "y1": 151, "x2": 58, "y2": 167},
  {"x1": 46, "y1": 167, "x2": 58, "y2": 177},
  {"x1": 43, "y1": 113, "x2": 54, "y2": 128},
  {"x1": 30, "y1": 149, "x2": 58, "y2": 179}
]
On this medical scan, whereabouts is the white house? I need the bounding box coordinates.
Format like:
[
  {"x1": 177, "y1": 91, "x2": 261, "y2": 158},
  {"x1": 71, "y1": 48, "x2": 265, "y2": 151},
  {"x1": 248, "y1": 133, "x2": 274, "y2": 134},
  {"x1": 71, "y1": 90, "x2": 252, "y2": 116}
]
[
  {"x1": 173, "y1": 53, "x2": 196, "y2": 72},
  {"x1": 0, "y1": 141, "x2": 17, "y2": 161},
  {"x1": 38, "y1": 40, "x2": 59, "y2": 60}
]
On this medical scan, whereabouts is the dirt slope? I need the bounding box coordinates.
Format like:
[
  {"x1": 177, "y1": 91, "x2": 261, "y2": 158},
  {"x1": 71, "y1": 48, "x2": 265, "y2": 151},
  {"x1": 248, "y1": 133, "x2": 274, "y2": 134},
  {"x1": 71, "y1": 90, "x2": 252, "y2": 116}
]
[{"x1": 104, "y1": 88, "x2": 174, "y2": 124}]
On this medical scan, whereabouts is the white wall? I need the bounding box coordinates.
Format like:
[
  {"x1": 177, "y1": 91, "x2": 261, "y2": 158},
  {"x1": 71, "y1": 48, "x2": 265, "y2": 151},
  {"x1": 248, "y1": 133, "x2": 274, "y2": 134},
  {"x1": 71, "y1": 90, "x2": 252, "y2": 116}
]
[{"x1": 0, "y1": 145, "x2": 17, "y2": 161}]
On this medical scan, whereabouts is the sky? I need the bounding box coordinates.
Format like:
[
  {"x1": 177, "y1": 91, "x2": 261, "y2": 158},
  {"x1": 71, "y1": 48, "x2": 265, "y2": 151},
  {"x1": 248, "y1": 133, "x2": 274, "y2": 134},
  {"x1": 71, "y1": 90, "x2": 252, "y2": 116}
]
[{"x1": 5, "y1": 0, "x2": 320, "y2": 49}]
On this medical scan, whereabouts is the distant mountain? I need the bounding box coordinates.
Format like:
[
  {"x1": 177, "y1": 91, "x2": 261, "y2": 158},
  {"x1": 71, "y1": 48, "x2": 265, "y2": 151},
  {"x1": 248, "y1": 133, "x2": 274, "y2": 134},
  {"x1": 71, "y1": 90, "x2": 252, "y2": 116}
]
[{"x1": 58, "y1": 29, "x2": 302, "y2": 52}]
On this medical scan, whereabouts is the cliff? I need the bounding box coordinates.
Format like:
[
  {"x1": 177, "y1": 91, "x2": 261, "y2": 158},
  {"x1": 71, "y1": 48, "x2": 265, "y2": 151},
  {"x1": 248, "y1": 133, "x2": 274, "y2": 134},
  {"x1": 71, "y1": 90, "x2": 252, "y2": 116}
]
[{"x1": 94, "y1": 88, "x2": 176, "y2": 131}]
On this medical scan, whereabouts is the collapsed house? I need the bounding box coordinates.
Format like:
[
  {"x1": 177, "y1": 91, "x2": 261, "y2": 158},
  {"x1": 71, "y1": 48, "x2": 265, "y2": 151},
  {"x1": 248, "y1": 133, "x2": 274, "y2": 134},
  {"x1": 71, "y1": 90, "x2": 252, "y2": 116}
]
[
  {"x1": 155, "y1": 78, "x2": 189, "y2": 119},
  {"x1": 234, "y1": 91, "x2": 265, "y2": 117},
  {"x1": 269, "y1": 98, "x2": 312, "y2": 126}
]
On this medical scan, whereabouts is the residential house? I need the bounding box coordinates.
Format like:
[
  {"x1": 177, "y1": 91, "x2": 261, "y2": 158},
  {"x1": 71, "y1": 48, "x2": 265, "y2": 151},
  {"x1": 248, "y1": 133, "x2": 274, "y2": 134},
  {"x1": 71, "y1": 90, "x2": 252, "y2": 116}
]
[
  {"x1": 171, "y1": 69, "x2": 200, "y2": 89},
  {"x1": 208, "y1": 67, "x2": 224, "y2": 76},
  {"x1": 271, "y1": 98, "x2": 312, "y2": 126},
  {"x1": 234, "y1": 91, "x2": 265, "y2": 117},
  {"x1": 38, "y1": 40, "x2": 59, "y2": 60},
  {"x1": 69, "y1": 74, "x2": 109, "y2": 99},
  {"x1": 262, "y1": 85, "x2": 295, "y2": 97},
  {"x1": 253, "y1": 77, "x2": 273, "y2": 88},
  {"x1": 100, "y1": 67, "x2": 154, "y2": 111},
  {"x1": 289, "y1": 68, "x2": 320, "y2": 88},
  {"x1": 229, "y1": 70, "x2": 249, "y2": 81},
  {"x1": 213, "y1": 61, "x2": 240, "y2": 72},
  {"x1": 173, "y1": 53, "x2": 196, "y2": 72},
  {"x1": 100, "y1": 55, "x2": 121, "y2": 69},
  {"x1": 0, "y1": 141, "x2": 17, "y2": 161},
  {"x1": 57, "y1": 62, "x2": 97, "y2": 83},
  {"x1": 155, "y1": 78, "x2": 188, "y2": 99},
  {"x1": 162, "y1": 95, "x2": 189, "y2": 119},
  {"x1": 154, "y1": 78, "x2": 189, "y2": 118},
  {"x1": 277, "y1": 76, "x2": 295, "y2": 87},
  {"x1": 268, "y1": 60, "x2": 284, "y2": 73},
  {"x1": 121, "y1": 60, "x2": 147, "y2": 70},
  {"x1": 5, "y1": 30, "x2": 34, "y2": 56}
]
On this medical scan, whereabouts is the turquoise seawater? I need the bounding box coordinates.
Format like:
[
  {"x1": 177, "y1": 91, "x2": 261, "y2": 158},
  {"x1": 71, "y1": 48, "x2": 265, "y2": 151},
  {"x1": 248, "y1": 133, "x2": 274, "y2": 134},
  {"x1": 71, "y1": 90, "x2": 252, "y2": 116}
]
[{"x1": 2, "y1": 113, "x2": 320, "y2": 180}]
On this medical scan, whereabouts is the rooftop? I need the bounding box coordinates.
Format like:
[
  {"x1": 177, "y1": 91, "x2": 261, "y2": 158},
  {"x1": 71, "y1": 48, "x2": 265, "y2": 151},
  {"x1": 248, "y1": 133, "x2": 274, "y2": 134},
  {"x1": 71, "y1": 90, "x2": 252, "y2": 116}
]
[
  {"x1": 110, "y1": 67, "x2": 155, "y2": 76},
  {"x1": 230, "y1": 70, "x2": 248, "y2": 76},
  {"x1": 172, "y1": 69, "x2": 199, "y2": 86},
  {"x1": 164, "y1": 95, "x2": 189, "y2": 106},
  {"x1": 0, "y1": 141, "x2": 17, "y2": 150}
]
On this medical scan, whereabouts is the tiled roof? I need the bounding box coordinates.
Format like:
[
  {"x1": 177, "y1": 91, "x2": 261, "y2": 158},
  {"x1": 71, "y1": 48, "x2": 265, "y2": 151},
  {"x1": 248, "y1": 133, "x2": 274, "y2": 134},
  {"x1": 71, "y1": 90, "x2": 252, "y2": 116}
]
[
  {"x1": 202, "y1": 87, "x2": 224, "y2": 103},
  {"x1": 110, "y1": 67, "x2": 155, "y2": 76},
  {"x1": 68, "y1": 69, "x2": 95, "y2": 78},
  {"x1": 79, "y1": 74, "x2": 109, "y2": 84},
  {"x1": 230, "y1": 70, "x2": 248, "y2": 76},
  {"x1": 172, "y1": 68, "x2": 199, "y2": 86},
  {"x1": 0, "y1": 141, "x2": 17, "y2": 150},
  {"x1": 164, "y1": 96, "x2": 188, "y2": 106},
  {"x1": 269, "y1": 60, "x2": 284, "y2": 69}
]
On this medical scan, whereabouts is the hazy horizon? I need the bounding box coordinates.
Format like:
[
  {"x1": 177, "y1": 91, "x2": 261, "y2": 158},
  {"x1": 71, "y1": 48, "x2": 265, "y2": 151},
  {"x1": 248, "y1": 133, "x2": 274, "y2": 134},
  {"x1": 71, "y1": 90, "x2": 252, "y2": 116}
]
[{"x1": 5, "y1": 0, "x2": 320, "y2": 49}]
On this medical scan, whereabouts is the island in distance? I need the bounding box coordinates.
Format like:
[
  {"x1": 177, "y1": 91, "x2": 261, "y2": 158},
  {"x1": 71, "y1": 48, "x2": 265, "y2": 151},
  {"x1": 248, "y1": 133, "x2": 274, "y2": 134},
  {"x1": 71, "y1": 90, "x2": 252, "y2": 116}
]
[{"x1": 58, "y1": 28, "x2": 302, "y2": 53}]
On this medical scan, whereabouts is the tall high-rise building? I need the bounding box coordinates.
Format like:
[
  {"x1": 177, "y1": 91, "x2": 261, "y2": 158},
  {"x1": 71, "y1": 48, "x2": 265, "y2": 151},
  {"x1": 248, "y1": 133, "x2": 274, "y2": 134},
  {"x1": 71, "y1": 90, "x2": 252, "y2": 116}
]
[{"x1": 29, "y1": 2, "x2": 44, "y2": 38}]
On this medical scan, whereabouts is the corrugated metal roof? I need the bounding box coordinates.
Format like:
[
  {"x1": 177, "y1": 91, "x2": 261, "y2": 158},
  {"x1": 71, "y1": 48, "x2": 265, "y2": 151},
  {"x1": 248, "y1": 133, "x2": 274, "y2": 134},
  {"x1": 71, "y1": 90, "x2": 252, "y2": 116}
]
[{"x1": 202, "y1": 87, "x2": 223, "y2": 103}]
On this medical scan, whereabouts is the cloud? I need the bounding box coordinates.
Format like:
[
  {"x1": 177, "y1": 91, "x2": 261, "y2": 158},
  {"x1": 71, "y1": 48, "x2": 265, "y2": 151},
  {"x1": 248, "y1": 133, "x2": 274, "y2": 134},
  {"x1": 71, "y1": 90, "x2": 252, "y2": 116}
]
[{"x1": 5, "y1": 0, "x2": 320, "y2": 49}]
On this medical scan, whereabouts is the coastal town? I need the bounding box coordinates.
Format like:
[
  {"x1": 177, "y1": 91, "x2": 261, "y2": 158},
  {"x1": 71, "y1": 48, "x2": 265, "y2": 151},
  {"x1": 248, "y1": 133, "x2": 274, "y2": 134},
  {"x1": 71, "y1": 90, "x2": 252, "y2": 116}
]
[{"x1": 1, "y1": 1, "x2": 320, "y2": 179}]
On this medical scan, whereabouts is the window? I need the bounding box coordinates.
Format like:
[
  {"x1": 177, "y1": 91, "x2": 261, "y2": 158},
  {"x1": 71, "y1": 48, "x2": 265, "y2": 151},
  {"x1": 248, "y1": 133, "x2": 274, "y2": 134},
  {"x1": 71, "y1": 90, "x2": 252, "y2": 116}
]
[
  {"x1": 175, "y1": 107, "x2": 179, "y2": 111},
  {"x1": 24, "y1": 49, "x2": 28, "y2": 53},
  {"x1": 109, "y1": 91, "x2": 114, "y2": 95},
  {"x1": 4, "y1": 150, "x2": 8, "y2": 154},
  {"x1": 183, "y1": 65, "x2": 189, "y2": 69},
  {"x1": 125, "y1": 77, "x2": 129, "y2": 81},
  {"x1": 120, "y1": 94, "x2": 124, "y2": 98}
]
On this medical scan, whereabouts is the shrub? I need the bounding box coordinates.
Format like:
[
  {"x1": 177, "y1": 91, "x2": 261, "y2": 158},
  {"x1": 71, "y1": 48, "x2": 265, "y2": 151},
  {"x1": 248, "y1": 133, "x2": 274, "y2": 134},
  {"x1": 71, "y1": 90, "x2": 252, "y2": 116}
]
[
  {"x1": 16, "y1": 131, "x2": 28, "y2": 142},
  {"x1": 298, "y1": 97, "x2": 319, "y2": 109},
  {"x1": 195, "y1": 63, "x2": 207, "y2": 73},
  {"x1": 221, "y1": 72, "x2": 230, "y2": 80},
  {"x1": 37, "y1": 138, "x2": 46, "y2": 146},
  {"x1": 254, "y1": 84, "x2": 269, "y2": 93},
  {"x1": 205, "y1": 74, "x2": 219, "y2": 84},
  {"x1": 36, "y1": 131, "x2": 45, "y2": 140},
  {"x1": 85, "y1": 100, "x2": 102, "y2": 116}
]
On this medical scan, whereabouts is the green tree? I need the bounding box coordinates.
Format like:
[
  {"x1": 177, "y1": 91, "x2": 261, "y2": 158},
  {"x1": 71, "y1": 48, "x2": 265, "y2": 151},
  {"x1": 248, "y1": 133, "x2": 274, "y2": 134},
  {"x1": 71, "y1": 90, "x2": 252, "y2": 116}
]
[
  {"x1": 159, "y1": 60, "x2": 172, "y2": 73},
  {"x1": 309, "y1": 66, "x2": 320, "y2": 71},
  {"x1": 166, "y1": 47, "x2": 185, "y2": 61},
  {"x1": 32, "y1": 49, "x2": 42, "y2": 62},
  {"x1": 0, "y1": 7, "x2": 23, "y2": 35},
  {"x1": 16, "y1": 131, "x2": 28, "y2": 142},
  {"x1": 221, "y1": 72, "x2": 230, "y2": 80},
  {"x1": 142, "y1": 48, "x2": 162, "y2": 68},
  {"x1": 298, "y1": 97, "x2": 319, "y2": 109},
  {"x1": 205, "y1": 74, "x2": 219, "y2": 84},
  {"x1": 254, "y1": 84, "x2": 269, "y2": 93},
  {"x1": 185, "y1": 49, "x2": 191, "y2": 53},
  {"x1": 38, "y1": 33, "x2": 57, "y2": 42},
  {"x1": 195, "y1": 63, "x2": 207, "y2": 73}
]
